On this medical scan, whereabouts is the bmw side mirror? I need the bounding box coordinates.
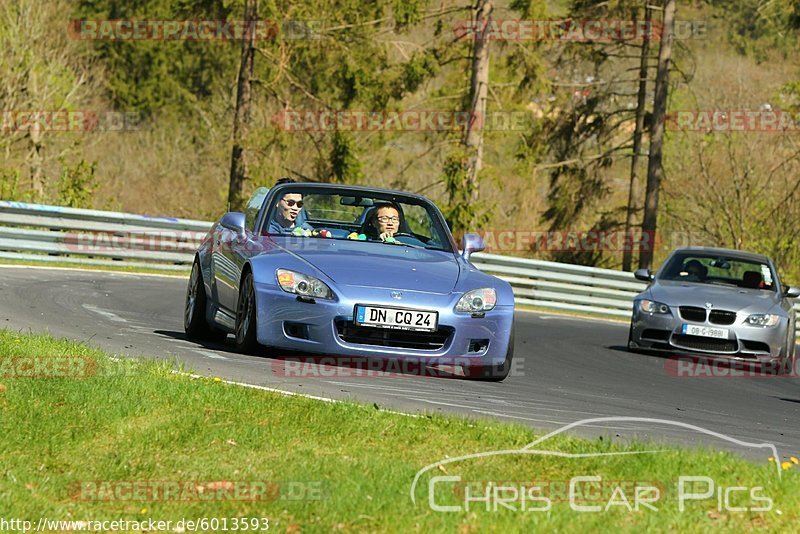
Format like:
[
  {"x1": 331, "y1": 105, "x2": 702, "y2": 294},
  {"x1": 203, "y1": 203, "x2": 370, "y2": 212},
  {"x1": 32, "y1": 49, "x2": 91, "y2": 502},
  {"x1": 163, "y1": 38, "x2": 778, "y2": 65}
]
[
  {"x1": 220, "y1": 212, "x2": 246, "y2": 240},
  {"x1": 634, "y1": 268, "x2": 654, "y2": 282},
  {"x1": 461, "y1": 233, "x2": 485, "y2": 261},
  {"x1": 784, "y1": 286, "x2": 800, "y2": 298}
]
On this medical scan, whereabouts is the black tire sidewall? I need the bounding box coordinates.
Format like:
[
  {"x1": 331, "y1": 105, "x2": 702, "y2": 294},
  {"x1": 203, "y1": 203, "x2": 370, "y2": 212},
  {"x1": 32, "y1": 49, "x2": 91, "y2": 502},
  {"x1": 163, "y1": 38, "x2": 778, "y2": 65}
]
[{"x1": 235, "y1": 272, "x2": 259, "y2": 352}]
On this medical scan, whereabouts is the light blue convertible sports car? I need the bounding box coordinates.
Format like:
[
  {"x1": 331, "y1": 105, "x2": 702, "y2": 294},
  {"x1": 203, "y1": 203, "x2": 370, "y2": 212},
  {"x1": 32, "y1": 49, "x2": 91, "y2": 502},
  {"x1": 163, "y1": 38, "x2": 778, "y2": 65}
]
[{"x1": 184, "y1": 183, "x2": 515, "y2": 380}]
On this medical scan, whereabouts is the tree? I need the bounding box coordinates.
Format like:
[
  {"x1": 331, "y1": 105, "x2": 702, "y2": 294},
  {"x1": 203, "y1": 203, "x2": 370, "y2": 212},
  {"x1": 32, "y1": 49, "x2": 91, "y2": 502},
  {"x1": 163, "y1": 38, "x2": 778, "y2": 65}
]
[
  {"x1": 0, "y1": 0, "x2": 98, "y2": 199},
  {"x1": 622, "y1": 4, "x2": 652, "y2": 271},
  {"x1": 228, "y1": 0, "x2": 257, "y2": 210},
  {"x1": 462, "y1": 0, "x2": 492, "y2": 211},
  {"x1": 535, "y1": 0, "x2": 658, "y2": 266},
  {"x1": 639, "y1": 0, "x2": 676, "y2": 270}
]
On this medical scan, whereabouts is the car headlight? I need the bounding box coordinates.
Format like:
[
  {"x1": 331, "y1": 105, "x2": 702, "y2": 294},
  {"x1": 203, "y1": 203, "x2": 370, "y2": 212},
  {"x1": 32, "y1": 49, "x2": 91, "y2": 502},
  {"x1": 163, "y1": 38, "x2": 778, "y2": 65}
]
[
  {"x1": 638, "y1": 299, "x2": 670, "y2": 314},
  {"x1": 744, "y1": 314, "x2": 780, "y2": 327},
  {"x1": 456, "y1": 288, "x2": 497, "y2": 312},
  {"x1": 276, "y1": 269, "x2": 334, "y2": 300}
]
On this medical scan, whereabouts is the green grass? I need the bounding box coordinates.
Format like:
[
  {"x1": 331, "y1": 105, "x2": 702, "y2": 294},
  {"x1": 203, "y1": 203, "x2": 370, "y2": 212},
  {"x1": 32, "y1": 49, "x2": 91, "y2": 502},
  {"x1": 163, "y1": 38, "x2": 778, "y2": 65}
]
[{"x1": 1, "y1": 330, "x2": 799, "y2": 532}]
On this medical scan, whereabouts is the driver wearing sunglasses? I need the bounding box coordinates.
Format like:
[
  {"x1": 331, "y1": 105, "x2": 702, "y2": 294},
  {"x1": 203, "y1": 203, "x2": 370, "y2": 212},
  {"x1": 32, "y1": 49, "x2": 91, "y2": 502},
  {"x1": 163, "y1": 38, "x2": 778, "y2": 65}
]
[{"x1": 268, "y1": 191, "x2": 313, "y2": 234}]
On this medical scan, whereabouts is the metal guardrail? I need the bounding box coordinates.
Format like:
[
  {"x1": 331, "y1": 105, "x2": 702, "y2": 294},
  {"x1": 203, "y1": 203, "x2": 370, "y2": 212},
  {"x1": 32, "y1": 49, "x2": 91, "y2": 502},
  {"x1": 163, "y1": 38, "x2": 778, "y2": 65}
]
[
  {"x1": 470, "y1": 252, "x2": 646, "y2": 318},
  {"x1": 0, "y1": 200, "x2": 209, "y2": 271},
  {"x1": 0, "y1": 200, "x2": 797, "y2": 331}
]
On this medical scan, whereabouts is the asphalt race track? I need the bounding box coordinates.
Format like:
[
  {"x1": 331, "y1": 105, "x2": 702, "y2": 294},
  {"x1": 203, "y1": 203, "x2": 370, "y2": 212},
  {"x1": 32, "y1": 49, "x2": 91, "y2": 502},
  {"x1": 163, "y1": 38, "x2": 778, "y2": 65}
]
[{"x1": 2, "y1": 266, "x2": 799, "y2": 462}]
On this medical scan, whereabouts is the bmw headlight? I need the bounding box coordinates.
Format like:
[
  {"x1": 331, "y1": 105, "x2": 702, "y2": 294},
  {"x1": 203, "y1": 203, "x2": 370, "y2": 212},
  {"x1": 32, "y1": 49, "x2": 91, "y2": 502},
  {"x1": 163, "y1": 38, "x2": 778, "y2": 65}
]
[
  {"x1": 638, "y1": 299, "x2": 670, "y2": 314},
  {"x1": 744, "y1": 314, "x2": 780, "y2": 327},
  {"x1": 276, "y1": 269, "x2": 334, "y2": 300},
  {"x1": 456, "y1": 288, "x2": 497, "y2": 312}
]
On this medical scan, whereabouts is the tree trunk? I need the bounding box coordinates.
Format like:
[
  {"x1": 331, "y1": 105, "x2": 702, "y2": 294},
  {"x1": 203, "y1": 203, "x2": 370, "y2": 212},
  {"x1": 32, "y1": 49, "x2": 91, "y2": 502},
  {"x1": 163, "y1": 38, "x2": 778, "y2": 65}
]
[
  {"x1": 227, "y1": 0, "x2": 257, "y2": 211},
  {"x1": 638, "y1": 0, "x2": 675, "y2": 270},
  {"x1": 463, "y1": 0, "x2": 492, "y2": 217},
  {"x1": 29, "y1": 128, "x2": 45, "y2": 199},
  {"x1": 622, "y1": 4, "x2": 652, "y2": 271}
]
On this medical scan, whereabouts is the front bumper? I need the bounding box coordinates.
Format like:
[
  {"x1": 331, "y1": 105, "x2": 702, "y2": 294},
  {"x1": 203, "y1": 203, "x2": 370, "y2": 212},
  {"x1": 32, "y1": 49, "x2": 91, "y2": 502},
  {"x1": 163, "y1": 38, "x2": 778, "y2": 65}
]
[
  {"x1": 253, "y1": 282, "x2": 514, "y2": 368},
  {"x1": 629, "y1": 306, "x2": 787, "y2": 362}
]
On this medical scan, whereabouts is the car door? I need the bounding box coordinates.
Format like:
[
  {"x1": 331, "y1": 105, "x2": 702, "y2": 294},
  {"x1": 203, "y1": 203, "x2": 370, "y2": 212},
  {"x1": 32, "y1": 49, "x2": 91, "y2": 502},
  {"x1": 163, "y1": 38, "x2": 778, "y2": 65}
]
[{"x1": 214, "y1": 189, "x2": 271, "y2": 313}]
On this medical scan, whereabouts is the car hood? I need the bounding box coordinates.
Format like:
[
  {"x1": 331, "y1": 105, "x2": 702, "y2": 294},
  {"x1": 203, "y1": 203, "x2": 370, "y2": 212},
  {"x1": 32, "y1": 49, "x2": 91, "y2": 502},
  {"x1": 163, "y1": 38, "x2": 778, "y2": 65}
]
[
  {"x1": 274, "y1": 239, "x2": 460, "y2": 294},
  {"x1": 648, "y1": 280, "x2": 780, "y2": 313}
]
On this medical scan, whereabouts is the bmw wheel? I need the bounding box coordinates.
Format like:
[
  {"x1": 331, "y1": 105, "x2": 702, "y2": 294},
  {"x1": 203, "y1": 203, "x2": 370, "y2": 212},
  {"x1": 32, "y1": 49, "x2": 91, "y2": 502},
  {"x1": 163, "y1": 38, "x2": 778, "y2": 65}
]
[{"x1": 778, "y1": 337, "x2": 797, "y2": 376}]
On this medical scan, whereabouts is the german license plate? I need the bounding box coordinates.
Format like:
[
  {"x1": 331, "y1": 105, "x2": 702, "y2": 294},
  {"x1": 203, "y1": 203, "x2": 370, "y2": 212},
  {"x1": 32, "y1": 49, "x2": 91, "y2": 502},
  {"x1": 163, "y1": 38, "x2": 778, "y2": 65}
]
[
  {"x1": 682, "y1": 324, "x2": 728, "y2": 339},
  {"x1": 355, "y1": 305, "x2": 438, "y2": 332}
]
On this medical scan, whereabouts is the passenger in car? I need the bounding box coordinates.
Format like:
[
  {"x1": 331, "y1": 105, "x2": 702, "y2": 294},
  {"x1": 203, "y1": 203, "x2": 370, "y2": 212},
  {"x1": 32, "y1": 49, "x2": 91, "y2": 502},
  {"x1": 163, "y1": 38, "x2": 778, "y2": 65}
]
[{"x1": 742, "y1": 271, "x2": 765, "y2": 289}]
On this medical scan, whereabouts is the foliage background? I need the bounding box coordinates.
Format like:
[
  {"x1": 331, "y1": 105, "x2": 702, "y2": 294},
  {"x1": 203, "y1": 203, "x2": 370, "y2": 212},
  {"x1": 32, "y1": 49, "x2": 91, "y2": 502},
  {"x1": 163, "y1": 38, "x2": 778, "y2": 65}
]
[{"x1": 1, "y1": 0, "x2": 800, "y2": 280}]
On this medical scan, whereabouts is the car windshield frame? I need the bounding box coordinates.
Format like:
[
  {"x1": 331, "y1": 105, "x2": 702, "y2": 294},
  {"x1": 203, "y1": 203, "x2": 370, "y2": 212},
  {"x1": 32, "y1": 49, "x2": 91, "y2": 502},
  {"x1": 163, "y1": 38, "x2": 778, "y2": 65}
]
[
  {"x1": 258, "y1": 184, "x2": 456, "y2": 254},
  {"x1": 656, "y1": 251, "x2": 779, "y2": 292}
]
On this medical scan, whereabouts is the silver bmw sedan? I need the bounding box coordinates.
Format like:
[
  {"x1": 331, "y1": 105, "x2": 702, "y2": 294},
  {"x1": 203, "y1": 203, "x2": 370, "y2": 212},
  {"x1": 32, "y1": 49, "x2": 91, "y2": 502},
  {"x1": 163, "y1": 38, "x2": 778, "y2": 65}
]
[{"x1": 629, "y1": 247, "x2": 799, "y2": 374}]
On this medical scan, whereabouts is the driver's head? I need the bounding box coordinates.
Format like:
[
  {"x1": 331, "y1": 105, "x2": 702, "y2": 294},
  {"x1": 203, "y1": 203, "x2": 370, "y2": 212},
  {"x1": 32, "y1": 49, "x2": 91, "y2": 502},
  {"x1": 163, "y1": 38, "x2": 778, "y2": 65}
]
[
  {"x1": 684, "y1": 259, "x2": 705, "y2": 278},
  {"x1": 276, "y1": 193, "x2": 303, "y2": 226},
  {"x1": 372, "y1": 203, "x2": 400, "y2": 235}
]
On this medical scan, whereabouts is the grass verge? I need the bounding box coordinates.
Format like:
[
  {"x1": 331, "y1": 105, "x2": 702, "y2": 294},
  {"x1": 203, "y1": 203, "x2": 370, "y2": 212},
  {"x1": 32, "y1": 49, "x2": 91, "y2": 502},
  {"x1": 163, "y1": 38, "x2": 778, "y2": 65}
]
[{"x1": 1, "y1": 330, "x2": 798, "y2": 532}]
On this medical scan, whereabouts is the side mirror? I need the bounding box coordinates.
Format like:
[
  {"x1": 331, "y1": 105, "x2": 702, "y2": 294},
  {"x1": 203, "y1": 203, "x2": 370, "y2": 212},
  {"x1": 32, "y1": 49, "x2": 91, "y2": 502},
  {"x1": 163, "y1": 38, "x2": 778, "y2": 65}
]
[
  {"x1": 220, "y1": 212, "x2": 246, "y2": 238},
  {"x1": 784, "y1": 286, "x2": 800, "y2": 298},
  {"x1": 461, "y1": 233, "x2": 485, "y2": 261},
  {"x1": 634, "y1": 268, "x2": 654, "y2": 282}
]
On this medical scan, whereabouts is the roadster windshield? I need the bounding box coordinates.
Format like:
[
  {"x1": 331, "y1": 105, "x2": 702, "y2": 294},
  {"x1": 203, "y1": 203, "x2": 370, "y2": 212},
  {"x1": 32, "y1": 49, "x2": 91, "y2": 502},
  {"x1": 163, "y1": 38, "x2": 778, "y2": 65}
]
[
  {"x1": 262, "y1": 186, "x2": 453, "y2": 253},
  {"x1": 658, "y1": 252, "x2": 776, "y2": 292}
]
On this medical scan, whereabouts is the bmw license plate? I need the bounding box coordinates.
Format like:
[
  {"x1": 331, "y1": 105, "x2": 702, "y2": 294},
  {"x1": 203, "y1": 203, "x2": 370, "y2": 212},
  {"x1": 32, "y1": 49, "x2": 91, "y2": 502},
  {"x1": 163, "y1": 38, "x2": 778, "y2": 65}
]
[
  {"x1": 355, "y1": 305, "x2": 438, "y2": 332},
  {"x1": 682, "y1": 324, "x2": 728, "y2": 339}
]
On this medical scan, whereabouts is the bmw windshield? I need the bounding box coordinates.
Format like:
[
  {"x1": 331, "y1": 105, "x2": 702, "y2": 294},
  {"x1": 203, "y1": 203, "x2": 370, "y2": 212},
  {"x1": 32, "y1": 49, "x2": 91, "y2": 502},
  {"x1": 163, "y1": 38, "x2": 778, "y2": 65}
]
[{"x1": 658, "y1": 252, "x2": 777, "y2": 292}]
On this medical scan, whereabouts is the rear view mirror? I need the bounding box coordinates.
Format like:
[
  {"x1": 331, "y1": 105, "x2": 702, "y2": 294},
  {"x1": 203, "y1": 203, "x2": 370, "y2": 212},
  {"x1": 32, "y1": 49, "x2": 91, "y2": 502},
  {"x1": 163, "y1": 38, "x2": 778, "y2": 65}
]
[
  {"x1": 784, "y1": 286, "x2": 800, "y2": 298},
  {"x1": 634, "y1": 268, "x2": 654, "y2": 282},
  {"x1": 710, "y1": 258, "x2": 731, "y2": 270},
  {"x1": 340, "y1": 196, "x2": 374, "y2": 207}
]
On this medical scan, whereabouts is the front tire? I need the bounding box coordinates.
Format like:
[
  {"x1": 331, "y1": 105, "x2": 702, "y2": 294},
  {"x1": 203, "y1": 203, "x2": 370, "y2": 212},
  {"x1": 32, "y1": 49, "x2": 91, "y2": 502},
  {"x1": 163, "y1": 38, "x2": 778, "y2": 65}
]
[
  {"x1": 778, "y1": 337, "x2": 796, "y2": 376},
  {"x1": 235, "y1": 271, "x2": 260, "y2": 353},
  {"x1": 464, "y1": 326, "x2": 515, "y2": 382},
  {"x1": 627, "y1": 322, "x2": 638, "y2": 352},
  {"x1": 185, "y1": 259, "x2": 227, "y2": 342}
]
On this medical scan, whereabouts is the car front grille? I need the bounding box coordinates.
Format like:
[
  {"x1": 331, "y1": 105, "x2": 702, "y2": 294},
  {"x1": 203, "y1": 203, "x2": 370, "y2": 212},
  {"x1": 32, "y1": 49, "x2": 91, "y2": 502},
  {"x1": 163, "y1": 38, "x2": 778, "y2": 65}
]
[
  {"x1": 679, "y1": 306, "x2": 707, "y2": 322},
  {"x1": 335, "y1": 320, "x2": 453, "y2": 351},
  {"x1": 671, "y1": 334, "x2": 737, "y2": 353},
  {"x1": 708, "y1": 310, "x2": 737, "y2": 325}
]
